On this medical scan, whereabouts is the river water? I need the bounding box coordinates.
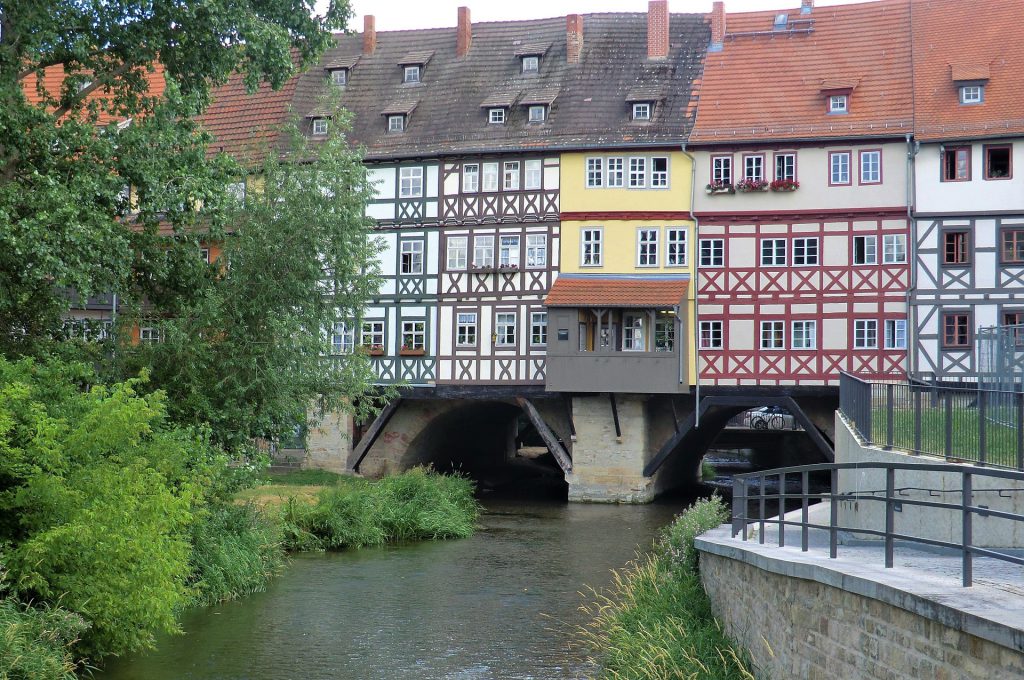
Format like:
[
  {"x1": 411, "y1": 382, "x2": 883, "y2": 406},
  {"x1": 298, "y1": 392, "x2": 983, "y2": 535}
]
[{"x1": 98, "y1": 494, "x2": 700, "y2": 680}]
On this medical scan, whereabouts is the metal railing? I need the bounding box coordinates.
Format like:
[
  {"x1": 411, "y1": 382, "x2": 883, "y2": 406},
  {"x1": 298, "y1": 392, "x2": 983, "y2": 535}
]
[
  {"x1": 731, "y1": 462, "x2": 1024, "y2": 587},
  {"x1": 840, "y1": 371, "x2": 1024, "y2": 471}
]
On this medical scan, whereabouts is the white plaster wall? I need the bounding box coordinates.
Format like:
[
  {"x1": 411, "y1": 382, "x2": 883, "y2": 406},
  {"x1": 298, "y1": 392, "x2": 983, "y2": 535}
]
[
  {"x1": 915, "y1": 140, "x2": 1024, "y2": 214},
  {"x1": 368, "y1": 167, "x2": 395, "y2": 199}
]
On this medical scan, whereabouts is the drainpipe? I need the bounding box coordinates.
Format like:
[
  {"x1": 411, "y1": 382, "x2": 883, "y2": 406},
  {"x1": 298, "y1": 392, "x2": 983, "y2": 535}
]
[
  {"x1": 682, "y1": 145, "x2": 700, "y2": 427},
  {"x1": 906, "y1": 132, "x2": 918, "y2": 379}
]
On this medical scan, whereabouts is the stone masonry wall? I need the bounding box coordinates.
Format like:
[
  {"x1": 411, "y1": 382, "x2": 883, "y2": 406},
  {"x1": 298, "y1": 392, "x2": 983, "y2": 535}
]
[{"x1": 700, "y1": 552, "x2": 1024, "y2": 680}]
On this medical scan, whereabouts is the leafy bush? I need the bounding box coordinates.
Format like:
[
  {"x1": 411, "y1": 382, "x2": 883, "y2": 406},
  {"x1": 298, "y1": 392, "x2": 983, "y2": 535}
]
[
  {"x1": 0, "y1": 595, "x2": 87, "y2": 680},
  {"x1": 187, "y1": 503, "x2": 285, "y2": 608},
  {"x1": 660, "y1": 494, "x2": 730, "y2": 573}
]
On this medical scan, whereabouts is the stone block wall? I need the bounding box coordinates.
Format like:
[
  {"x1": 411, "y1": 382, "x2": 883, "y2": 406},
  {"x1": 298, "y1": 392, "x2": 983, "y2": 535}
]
[
  {"x1": 700, "y1": 552, "x2": 1024, "y2": 680},
  {"x1": 567, "y1": 394, "x2": 655, "y2": 502}
]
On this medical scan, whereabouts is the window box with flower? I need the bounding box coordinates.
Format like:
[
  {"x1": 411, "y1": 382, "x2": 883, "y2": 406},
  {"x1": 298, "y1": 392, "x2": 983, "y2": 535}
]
[
  {"x1": 735, "y1": 178, "x2": 769, "y2": 193},
  {"x1": 770, "y1": 178, "x2": 800, "y2": 192},
  {"x1": 705, "y1": 181, "x2": 735, "y2": 195},
  {"x1": 362, "y1": 343, "x2": 385, "y2": 356}
]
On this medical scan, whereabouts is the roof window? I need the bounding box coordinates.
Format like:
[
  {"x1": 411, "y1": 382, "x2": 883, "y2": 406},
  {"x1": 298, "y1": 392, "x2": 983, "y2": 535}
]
[
  {"x1": 773, "y1": 13, "x2": 789, "y2": 30},
  {"x1": 488, "y1": 108, "x2": 506, "y2": 124},
  {"x1": 522, "y1": 56, "x2": 539, "y2": 74},
  {"x1": 959, "y1": 85, "x2": 984, "y2": 105},
  {"x1": 330, "y1": 68, "x2": 348, "y2": 86},
  {"x1": 632, "y1": 102, "x2": 652, "y2": 121},
  {"x1": 828, "y1": 95, "x2": 848, "y2": 114},
  {"x1": 403, "y1": 65, "x2": 420, "y2": 84},
  {"x1": 388, "y1": 115, "x2": 405, "y2": 132},
  {"x1": 528, "y1": 105, "x2": 546, "y2": 123},
  {"x1": 312, "y1": 118, "x2": 328, "y2": 135}
]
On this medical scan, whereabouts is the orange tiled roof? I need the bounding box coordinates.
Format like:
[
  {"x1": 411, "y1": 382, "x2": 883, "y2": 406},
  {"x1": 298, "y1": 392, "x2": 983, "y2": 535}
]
[
  {"x1": 21, "y1": 64, "x2": 166, "y2": 126},
  {"x1": 912, "y1": 0, "x2": 1024, "y2": 142},
  {"x1": 545, "y1": 275, "x2": 689, "y2": 308},
  {"x1": 690, "y1": 0, "x2": 913, "y2": 144}
]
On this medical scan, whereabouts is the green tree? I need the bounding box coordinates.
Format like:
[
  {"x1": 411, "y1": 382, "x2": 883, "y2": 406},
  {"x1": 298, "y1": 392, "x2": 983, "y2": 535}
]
[{"x1": 0, "y1": 0, "x2": 350, "y2": 351}]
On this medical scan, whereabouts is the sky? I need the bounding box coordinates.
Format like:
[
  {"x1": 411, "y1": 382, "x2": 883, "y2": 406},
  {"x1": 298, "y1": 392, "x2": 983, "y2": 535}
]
[{"x1": 336, "y1": 0, "x2": 866, "y2": 32}]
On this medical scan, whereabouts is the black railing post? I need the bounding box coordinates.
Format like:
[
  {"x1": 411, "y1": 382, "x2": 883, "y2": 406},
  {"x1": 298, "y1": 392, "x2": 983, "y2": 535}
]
[
  {"x1": 1017, "y1": 391, "x2": 1024, "y2": 471},
  {"x1": 978, "y1": 389, "x2": 987, "y2": 466},
  {"x1": 759, "y1": 473, "x2": 766, "y2": 545},
  {"x1": 829, "y1": 467, "x2": 838, "y2": 559},
  {"x1": 945, "y1": 392, "x2": 954, "y2": 458},
  {"x1": 962, "y1": 472, "x2": 973, "y2": 587},
  {"x1": 885, "y1": 466, "x2": 895, "y2": 568},
  {"x1": 913, "y1": 388, "x2": 923, "y2": 454},
  {"x1": 732, "y1": 477, "x2": 742, "y2": 538},
  {"x1": 779, "y1": 472, "x2": 786, "y2": 548},
  {"x1": 801, "y1": 470, "x2": 809, "y2": 552},
  {"x1": 863, "y1": 378, "x2": 873, "y2": 443},
  {"x1": 885, "y1": 383, "x2": 895, "y2": 449}
]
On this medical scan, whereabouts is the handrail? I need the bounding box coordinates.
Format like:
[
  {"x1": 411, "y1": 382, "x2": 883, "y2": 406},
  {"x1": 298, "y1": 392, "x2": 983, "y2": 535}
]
[{"x1": 731, "y1": 462, "x2": 1024, "y2": 587}]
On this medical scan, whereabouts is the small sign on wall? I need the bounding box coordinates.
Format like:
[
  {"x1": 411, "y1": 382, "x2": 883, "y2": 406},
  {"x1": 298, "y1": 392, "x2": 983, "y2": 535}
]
[{"x1": 557, "y1": 329, "x2": 569, "y2": 341}]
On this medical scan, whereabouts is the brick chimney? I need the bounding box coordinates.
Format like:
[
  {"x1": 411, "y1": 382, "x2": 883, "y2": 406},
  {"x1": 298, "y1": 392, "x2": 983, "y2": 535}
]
[
  {"x1": 709, "y1": 2, "x2": 725, "y2": 52},
  {"x1": 647, "y1": 0, "x2": 669, "y2": 60},
  {"x1": 566, "y1": 14, "x2": 584, "y2": 64},
  {"x1": 363, "y1": 15, "x2": 376, "y2": 55},
  {"x1": 801, "y1": 0, "x2": 814, "y2": 14},
  {"x1": 457, "y1": 7, "x2": 472, "y2": 58}
]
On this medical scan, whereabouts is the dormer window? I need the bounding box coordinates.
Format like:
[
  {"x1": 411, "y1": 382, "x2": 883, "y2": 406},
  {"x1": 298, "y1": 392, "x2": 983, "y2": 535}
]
[
  {"x1": 528, "y1": 105, "x2": 546, "y2": 123},
  {"x1": 522, "y1": 56, "x2": 539, "y2": 74},
  {"x1": 960, "y1": 85, "x2": 983, "y2": 105},
  {"x1": 312, "y1": 118, "x2": 328, "y2": 135},
  {"x1": 829, "y1": 95, "x2": 848, "y2": 114},
  {"x1": 330, "y1": 68, "x2": 348, "y2": 86},
  {"x1": 404, "y1": 65, "x2": 420, "y2": 84},
  {"x1": 388, "y1": 115, "x2": 405, "y2": 132},
  {"x1": 632, "y1": 102, "x2": 652, "y2": 120},
  {"x1": 489, "y1": 108, "x2": 506, "y2": 124}
]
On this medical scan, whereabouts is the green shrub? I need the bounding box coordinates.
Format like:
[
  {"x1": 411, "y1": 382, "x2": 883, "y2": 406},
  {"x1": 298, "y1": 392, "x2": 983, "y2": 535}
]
[
  {"x1": 659, "y1": 494, "x2": 729, "y2": 573},
  {"x1": 0, "y1": 598, "x2": 87, "y2": 680},
  {"x1": 187, "y1": 503, "x2": 285, "y2": 608}
]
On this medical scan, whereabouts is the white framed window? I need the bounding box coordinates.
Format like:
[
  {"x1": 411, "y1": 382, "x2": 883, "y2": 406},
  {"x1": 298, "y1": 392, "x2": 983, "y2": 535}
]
[
  {"x1": 830, "y1": 151, "x2": 851, "y2": 185},
  {"x1": 581, "y1": 228, "x2": 603, "y2": 266},
  {"x1": 531, "y1": 312, "x2": 547, "y2": 346},
  {"x1": 854, "y1": 319, "x2": 878, "y2": 349},
  {"x1": 503, "y1": 161, "x2": 520, "y2": 191},
  {"x1": 629, "y1": 157, "x2": 647, "y2": 188},
  {"x1": 712, "y1": 156, "x2": 732, "y2": 185},
  {"x1": 456, "y1": 313, "x2": 478, "y2": 346},
  {"x1": 666, "y1": 228, "x2": 687, "y2": 267},
  {"x1": 400, "y1": 240, "x2": 424, "y2": 275},
  {"x1": 499, "y1": 235, "x2": 520, "y2": 268},
  {"x1": 226, "y1": 181, "x2": 246, "y2": 203},
  {"x1": 586, "y1": 157, "x2": 603, "y2": 188},
  {"x1": 853, "y1": 235, "x2": 878, "y2": 265},
  {"x1": 884, "y1": 319, "x2": 907, "y2": 350},
  {"x1": 482, "y1": 163, "x2": 499, "y2": 192},
  {"x1": 401, "y1": 321, "x2": 425, "y2": 350},
  {"x1": 655, "y1": 314, "x2": 675, "y2": 352},
  {"x1": 860, "y1": 150, "x2": 881, "y2": 184},
  {"x1": 388, "y1": 115, "x2": 405, "y2": 132},
  {"x1": 447, "y1": 236, "x2": 468, "y2": 270},
  {"x1": 528, "y1": 105, "x2": 546, "y2": 122},
  {"x1": 488, "y1": 108, "x2": 506, "y2": 124},
  {"x1": 495, "y1": 312, "x2": 516, "y2": 346},
  {"x1": 792, "y1": 320, "x2": 817, "y2": 350},
  {"x1": 200, "y1": 247, "x2": 211, "y2": 263},
  {"x1": 651, "y1": 157, "x2": 669, "y2": 188},
  {"x1": 606, "y1": 158, "x2": 624, "y2": 187},
  {"x1": 700, "y1": 320, "x2": 723, "y2": 349},
  {"x1": 760, "y1": 238, "x2": 786, "y2": 266},
  {"x1": 331, "y1": 322, "x2": 354, "y2": 355},
  {"x1": 829, "y1": 95, "x2": 848, "y2": 113},
  {"x1": 399, "y1": 167, "x2": 423, "y2": 198},
  {"x1": 632, "y1": 102, "x2": 651, "y2": 120},
  {"x1": 699, "y1": 238, "x2": 724, "y2": 267},
  {"x1": 744, "y1": 155, "x2": 764, "y2": 181},
  {"x1": 623, "y1": 314, "x2": 645, "y2": 351},
  {"x1": 524, "y1": 160, "x2": 543, "y2": 190},
  {"x1": 883, "y1": 234, "x2": 907, "y2": 264},
  {"x1": 139, "y1": 326, "x2": 162, "y2": 343},
  {"x1": 526, "y1": 234, "x2": 547, "y2": 268},
  {"x1": 775, "y1": 153, "x2": 796, "y2": 181},
  {"x1": 462, "y1": 164, "x2": 479, "y2": 192},
  {"x1": 522, "y1": 55, "x2": 539, "y2": 73},
  {"x1": 330, "y1": 68, "x2": 347, "y2": 86},
  {"x1": 960, "y1": 85, "x2": 983, "y2": 104},
  {"x1": 403, "y1": 65, "x2": 420, "y2": 83},
  {"x1": 793, "y1": 237, "x2": 819, "y2": 266},
  {"x1": 474, "y1": 235, "x2": 495, "y2": 268},
  {"x1": 361, "y1": 321, "x2": 384, "y2": 349},
  {"x1": 637, "y1": 228, "x2": 659, "y2": 267},
  {"x1": 760, "y1": 321, "x2": 785, "y2": 349},
  {"x1": 312, "y1": 118, "x2": 328, "y2": 135}
]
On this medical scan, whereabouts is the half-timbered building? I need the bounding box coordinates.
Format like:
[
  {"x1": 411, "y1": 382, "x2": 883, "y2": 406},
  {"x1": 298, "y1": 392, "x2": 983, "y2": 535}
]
[
  {"x1": 909, "y1": 0, "x2": 1024, "y2": 381},
  {"x1": 688, "y1": 0, "x2": 913, "y2": 386}
]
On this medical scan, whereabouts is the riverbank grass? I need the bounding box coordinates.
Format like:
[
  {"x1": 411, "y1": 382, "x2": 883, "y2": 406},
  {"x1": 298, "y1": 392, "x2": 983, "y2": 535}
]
[{"x1": 578, "y1": 496, "x2": 754, "y2": 680}]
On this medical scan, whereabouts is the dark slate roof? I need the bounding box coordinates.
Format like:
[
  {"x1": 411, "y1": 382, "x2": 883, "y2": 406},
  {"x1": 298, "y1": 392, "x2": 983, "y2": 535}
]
[{"x1": 287, "y1": 12, "x2": 709, "y2": 160}]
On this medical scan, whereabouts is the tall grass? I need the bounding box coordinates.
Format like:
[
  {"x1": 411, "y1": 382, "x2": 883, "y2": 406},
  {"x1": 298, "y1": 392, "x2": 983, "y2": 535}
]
[
  {"x1": 577, "y1": 496, "x2": 754, "y2": 680},
  {"x1": 0, "y1": 597, "x2": 87, "y2": 680},
  {"x1": 280, "y1": 467, "x2": 478, "y2": 552}
]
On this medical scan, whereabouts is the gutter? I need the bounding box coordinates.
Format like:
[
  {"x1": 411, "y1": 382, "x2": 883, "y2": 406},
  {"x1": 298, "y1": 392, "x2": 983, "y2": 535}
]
[
  {"x1": 906, "y1": 132, "x2": 918, "y2": 378},
  {"x1": 681, "y1": 144, "x2": 700, "y2": 427}
]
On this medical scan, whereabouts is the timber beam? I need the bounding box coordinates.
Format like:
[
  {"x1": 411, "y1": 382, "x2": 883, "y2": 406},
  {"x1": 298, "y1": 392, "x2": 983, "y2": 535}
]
[
  {"x1": 347, "y1": 398, "x2": 402, "y2": 473},
  {"x1": 516, "y1": 397, "x2": 573, "y2": 474}
]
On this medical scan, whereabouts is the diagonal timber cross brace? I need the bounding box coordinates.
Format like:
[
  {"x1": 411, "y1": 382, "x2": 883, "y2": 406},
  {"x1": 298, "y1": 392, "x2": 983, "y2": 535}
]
[
  {"x1": 347, "y1": 398, "x2": 402, "y2": 473},
  {"x1": 516, "y1": 397, "x2": 573, "y2": 473}
]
